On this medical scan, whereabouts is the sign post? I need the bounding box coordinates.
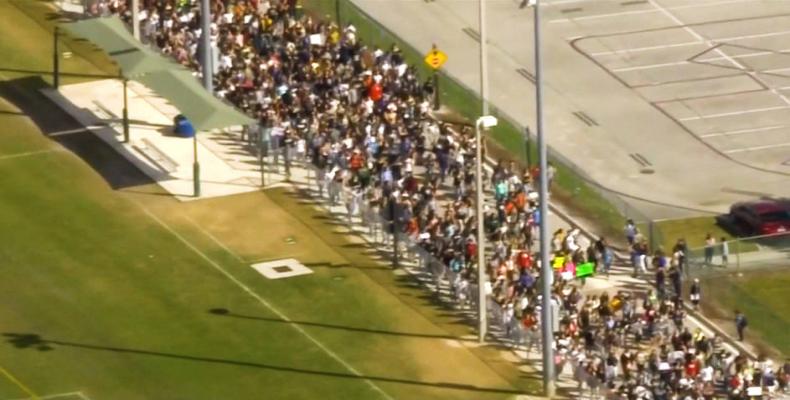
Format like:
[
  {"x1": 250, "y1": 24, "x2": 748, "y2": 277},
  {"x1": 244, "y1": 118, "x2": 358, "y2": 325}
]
[{"x1": 423, "y1": 44, "x2": 448, "y2": 110}]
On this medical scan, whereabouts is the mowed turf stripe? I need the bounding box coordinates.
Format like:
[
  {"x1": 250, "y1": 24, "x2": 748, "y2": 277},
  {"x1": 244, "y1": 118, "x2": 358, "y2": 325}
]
[{"x1": 137, "y1": 205, "x2": 395, "y2": 400}]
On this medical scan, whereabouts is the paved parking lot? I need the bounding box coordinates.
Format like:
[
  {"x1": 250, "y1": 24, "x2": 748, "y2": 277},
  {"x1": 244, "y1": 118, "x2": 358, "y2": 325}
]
[
  {"x1": 351, "y1": 0, "x2": 790, "y2": 218},
  {"x1": 568, "y1": 1, "x2": 790, "y2": 173}
]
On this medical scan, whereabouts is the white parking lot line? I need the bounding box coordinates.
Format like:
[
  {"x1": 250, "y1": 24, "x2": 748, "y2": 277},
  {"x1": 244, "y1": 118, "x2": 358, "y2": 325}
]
[
  {"x1": 700, "y1": 124, "x2": 789, "y2": 138},
  {"x1": 611, "y1": 48, "x2": 790, "y2": 72},
  {"x1": 550, "y1": 0, "x2": 759, "y2": 23},
  {"x1": 725, "y1": 142, "x2": 790, "y2": 153},
  {"x1": 590, "y1": 30, "x2": 790, "y2": 57},
  {"x1": 678, "y1": 105, "x2": 790, "y2": 121},
  {"x1": 647, "y1": 0, "x2": 790, "y2": 107}
]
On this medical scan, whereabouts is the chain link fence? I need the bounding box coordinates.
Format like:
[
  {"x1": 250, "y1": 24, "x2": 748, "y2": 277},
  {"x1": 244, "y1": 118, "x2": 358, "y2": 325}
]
[{"x1": 685, "y1": 231, "x2": 790, "y2": 278}]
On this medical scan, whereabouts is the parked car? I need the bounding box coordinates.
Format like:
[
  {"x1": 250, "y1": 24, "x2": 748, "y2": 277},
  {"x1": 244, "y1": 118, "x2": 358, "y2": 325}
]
[{"x1": 725, "y1": 199, "x2": 790, "y2": 236}]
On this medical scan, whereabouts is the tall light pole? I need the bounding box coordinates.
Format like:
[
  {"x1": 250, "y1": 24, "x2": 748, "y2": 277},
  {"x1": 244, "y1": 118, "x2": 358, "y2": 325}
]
[
  {"x1": 200, "y1": 0, "x2": 213, "y2": 92},
  {"x1": 131, "y1": 0, "x2": 140, "y2": 40},
  {"x1": 193, "y1": 0, "x2": 213, "y2": 198},
  {"x1": 476, "y1": 0, "x2": 491, "y2": 346},
  {"x1": 534, "y1": 0, "x2": 555, "y2": 397},
  {"x1": 479, "y1": 0, "x2": 490, "y2": 116},
  {"x1": 475, "y1": 115, "x2": 497, "y2": 344}
]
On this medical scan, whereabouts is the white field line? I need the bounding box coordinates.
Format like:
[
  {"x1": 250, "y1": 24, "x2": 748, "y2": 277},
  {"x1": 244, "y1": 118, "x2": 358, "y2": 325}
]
[
  {"x1": 0, "y1": 149, "x2": 61, "y2": 161},
  {"x1": 679, "y1": 105, "x2": 790, "y2": 121},
  {"x1": 700, "y1": 124, "x2": 789, "y2": 138},
  {"x1": 550, "y1": 0, "x2": 758, "y2": 23},
  {"x1": 612, "y1": 47, "x2": 790, "y2": 72},
  {"x1": 590, "y1": 29, "x2": 790, "y2": 57},
  {"x1": 4, "y1": 391, "x2": 88, "y2": 400},
  {"x1": 647, "y1": 0, "x2": 790, "y2": 110},
  {"x1": 137, "y1": 206, "x2": 394, "y2": 400},
  {"x1": 47, "y1": 125, "x2": 109, "y2": 137},
  {"x1": 725, "y1": 142, "x2": 790, "y2": 153},
  {"x1": 180, "y1": 214, "x2": 246, "y2": 263}
]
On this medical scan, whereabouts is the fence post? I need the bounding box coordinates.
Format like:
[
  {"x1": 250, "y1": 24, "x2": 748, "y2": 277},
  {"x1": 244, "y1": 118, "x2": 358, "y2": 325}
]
[
  {"x1": 648, "y1": 220, "x2": 657, "y2": 252},
  {"x1": 735, "y1": 239, "x2": 740, "y2": 273}
]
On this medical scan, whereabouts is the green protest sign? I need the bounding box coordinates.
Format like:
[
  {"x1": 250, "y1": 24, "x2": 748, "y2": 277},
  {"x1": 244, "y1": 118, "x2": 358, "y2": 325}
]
[{"x1": 576, "y1": 262, "x2": 595, "y2": 278}]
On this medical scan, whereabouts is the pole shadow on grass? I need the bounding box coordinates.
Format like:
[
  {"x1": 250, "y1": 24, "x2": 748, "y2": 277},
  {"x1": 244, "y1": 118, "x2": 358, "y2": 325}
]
[
  {"x1": 2, "y1": 332, "x2": 523, "y2": 396},
  {"x1": 207, "y1": 308, "x2": 475, "y2": 342}
]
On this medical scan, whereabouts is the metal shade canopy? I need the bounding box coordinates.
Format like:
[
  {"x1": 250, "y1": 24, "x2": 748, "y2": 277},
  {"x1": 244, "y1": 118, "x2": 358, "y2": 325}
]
[
  {"x1": 138, "y1": 69, "x2": 255, "y2": 131},
  {"x1": 61, "y1": 16, "x2": 173, "y2": 79}
]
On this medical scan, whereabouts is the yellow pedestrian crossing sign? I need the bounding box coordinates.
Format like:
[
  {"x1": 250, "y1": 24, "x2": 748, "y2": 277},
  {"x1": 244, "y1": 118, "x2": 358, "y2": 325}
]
[{"x1": 424, "y1": 45, "x2": 448, "y2": 70}]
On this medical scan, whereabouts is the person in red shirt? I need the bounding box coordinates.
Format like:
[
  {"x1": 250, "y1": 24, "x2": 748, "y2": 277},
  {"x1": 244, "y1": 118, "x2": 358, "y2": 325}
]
[
  {"x1": 368, "y1": 82, "x2": 383, "y2": 102},
  {"x1": 685, "y1": 356, "x2": 701, "y2": 378},
  {"x1": 517, "y1": 249, "x2": 532, "y2": 271}
]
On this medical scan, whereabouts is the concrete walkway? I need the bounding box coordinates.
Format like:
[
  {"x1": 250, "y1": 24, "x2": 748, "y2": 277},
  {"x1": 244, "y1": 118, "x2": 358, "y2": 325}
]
[{"x1": 43, "y1": 79, "x2": 265, "y2": 201}]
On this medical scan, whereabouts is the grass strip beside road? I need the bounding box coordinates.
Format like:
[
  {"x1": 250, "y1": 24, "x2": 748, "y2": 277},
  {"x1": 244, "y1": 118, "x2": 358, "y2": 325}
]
[{"x1": 700, "y1": 271, "x2": 790, "y2": 357}]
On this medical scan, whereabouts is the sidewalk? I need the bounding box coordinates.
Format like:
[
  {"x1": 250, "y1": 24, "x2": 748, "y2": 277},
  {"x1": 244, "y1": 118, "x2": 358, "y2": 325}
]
[{"x1": 42, "y1": 79, "x2": 265, "y2": 201}]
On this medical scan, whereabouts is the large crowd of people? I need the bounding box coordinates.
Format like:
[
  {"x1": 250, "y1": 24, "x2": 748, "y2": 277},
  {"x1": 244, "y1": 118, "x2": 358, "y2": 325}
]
[{"x1": 88, "y1": 1, "x2": 788, "y2": 398}]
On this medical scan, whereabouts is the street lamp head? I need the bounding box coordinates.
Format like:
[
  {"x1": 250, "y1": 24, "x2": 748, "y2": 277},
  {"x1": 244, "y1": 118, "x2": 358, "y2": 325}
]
[{"x1": 477, "y1": 115, "x2": 498, "y2": 129}]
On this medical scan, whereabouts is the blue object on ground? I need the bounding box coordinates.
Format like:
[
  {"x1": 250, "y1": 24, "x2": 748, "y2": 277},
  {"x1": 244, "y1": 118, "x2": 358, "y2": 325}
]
[{"x1": 174, "y1": 115, "x2": 195, "y2": 138}]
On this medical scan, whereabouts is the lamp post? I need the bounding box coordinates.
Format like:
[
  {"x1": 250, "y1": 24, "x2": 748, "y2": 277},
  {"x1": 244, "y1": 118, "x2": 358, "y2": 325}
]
[
  {"x1": 200, "y1": 0, "x2": 213, "y2": 93},
  {"x1": 475, "y1": 115, "x2": 497, "y2": 344},
  {"x1": 534, "y1": 0, "x2": 555, "y2": 397},
  {"x1": 391, "y1": 194, "x2": 399, "y2": 268},
  {"x1": 479, "y1": 0, "x2": 490, "y2": 116},
  {"x1": 260, "y1": 124, "x2": 270, "y2": 187},
  {"x1": 524, "y1": 126, "x2": 532, "y2": 169},
  {"x1": 193, "y1": 0, "x2": 213, "y2": 198}
]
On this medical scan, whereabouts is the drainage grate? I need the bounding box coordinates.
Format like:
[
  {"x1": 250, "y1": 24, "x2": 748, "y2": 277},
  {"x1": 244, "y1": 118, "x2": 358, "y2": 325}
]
[
  {"x1": 561, "y1": 7, "x2": 583, "y2": 13},
  {"x1": 462, "y1": 27, "x2": 481, "y2": 43},
  {"x1": 516, "y1": 68, "x2": 536, "y2": 84},
  {"x1": 572, "y1": 111, "x2": 598, "y2": 127},
  {"x1": 621, "y1": 0, "x2": 648, "y2": 6}
]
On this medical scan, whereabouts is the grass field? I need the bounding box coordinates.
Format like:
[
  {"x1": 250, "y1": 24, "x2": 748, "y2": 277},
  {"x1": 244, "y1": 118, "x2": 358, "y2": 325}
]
[
  {"x1": 698, "y1": 270, "x2": 790, "y2": 358},
  {"x1": 0, "y1": 1, "x2": 536, "y2": 398}
]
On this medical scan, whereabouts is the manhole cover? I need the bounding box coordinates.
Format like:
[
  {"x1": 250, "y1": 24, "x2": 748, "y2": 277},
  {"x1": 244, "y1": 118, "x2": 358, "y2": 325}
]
[
  {"x1": 273, "y1": 266, "x2": 292, "y2": 273},
  {"x1": 640, "y1": 168, "x2": 655, "y2": 174}
]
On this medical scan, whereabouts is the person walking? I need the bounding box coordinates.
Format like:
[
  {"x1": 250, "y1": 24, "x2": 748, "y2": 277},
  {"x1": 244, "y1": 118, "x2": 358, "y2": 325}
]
[
  {"x1": 704, "y1": 234, "x2": 716, "y2": 266},
  {"x1": 673, "y1": 238, "x2": 688, "y2": 272},
  {"x1": 624, "y1": 219, "x2": 638, "y2": 246},
  {"x1": 689, "y1": 278, "x2": 701, "y2": 310},
  {"x1": 735, "y1": 310, "x2": 748, "y2": 341}
]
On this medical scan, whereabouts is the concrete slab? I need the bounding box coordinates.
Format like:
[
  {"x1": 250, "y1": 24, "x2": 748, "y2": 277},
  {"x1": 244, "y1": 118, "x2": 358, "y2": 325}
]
[{"x1": 42, "y1": 79, "x2": 271, "y2": 201}]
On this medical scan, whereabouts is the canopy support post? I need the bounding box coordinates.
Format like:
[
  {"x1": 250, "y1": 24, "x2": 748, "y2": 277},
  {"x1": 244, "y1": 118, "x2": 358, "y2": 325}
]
[
  {"x1": 193, "y1": 134, "x2": 201, "y2": 198},
  {"x1": 122, "y1": 77, "x2": 130, "y2": 143},
  {"x1": 53, "y1": 27, "x2": 60, "y2": 89}
]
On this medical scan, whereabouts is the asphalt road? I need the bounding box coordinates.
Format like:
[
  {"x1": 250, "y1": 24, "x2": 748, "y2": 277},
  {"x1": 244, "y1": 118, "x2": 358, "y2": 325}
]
[{"x1": 350, "y1": 0, "x2": 790, "y2": 219}]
